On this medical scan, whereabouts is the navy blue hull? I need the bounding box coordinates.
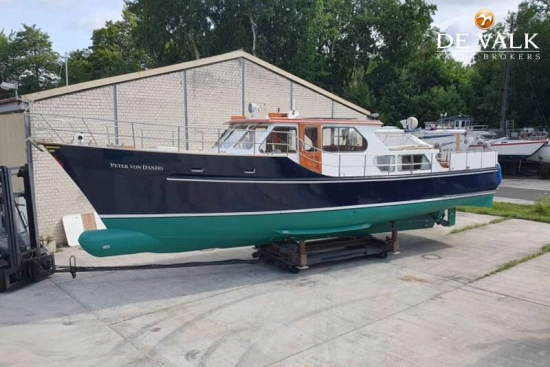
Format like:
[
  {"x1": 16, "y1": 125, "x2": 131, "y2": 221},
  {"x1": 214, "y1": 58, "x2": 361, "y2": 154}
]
[{"x1": 46, "y1": 144, "x2": 499, "y2": 216}]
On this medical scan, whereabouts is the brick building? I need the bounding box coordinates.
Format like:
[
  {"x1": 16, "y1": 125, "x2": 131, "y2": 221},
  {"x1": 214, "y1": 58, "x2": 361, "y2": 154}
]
[{"x1": 0, "y1": 51, "x2": 370, "y2": 243}]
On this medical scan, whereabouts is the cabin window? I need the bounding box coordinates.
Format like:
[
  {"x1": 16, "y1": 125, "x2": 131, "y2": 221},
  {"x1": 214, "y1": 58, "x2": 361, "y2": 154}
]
[
  {"x1": 399, "y1": 155, "x2": 431, "y2": 171},
  {"x1": 376, "y1": 155, "x2": 395, "y2": 172},
  {"x1": 303, "y1": 127, "x2": 319, "y2": 152},
  {"x1": 260, "y1": 127, "x2": 297, "y2": 153},
  {"x1": 234, "y1": 126, "x2": 267, "y2": 150},
  {"x1": 322, "y1": 127, "x2": 367, "y2": 152}
]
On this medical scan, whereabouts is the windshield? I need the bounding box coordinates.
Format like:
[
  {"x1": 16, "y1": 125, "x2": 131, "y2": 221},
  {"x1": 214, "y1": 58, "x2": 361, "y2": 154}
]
[
  {"x1": 0, "y1": 196, "x2": 28, "y2": 238},
  {"x1": 234, "y1": 126, "x2": 267, "y2": 150},
  {"x1": 214, "y1": 126, "x2": 248, "y2": 149},
  {"x1": 214, "y1": 125, "x2": 268, "y2": 150}
]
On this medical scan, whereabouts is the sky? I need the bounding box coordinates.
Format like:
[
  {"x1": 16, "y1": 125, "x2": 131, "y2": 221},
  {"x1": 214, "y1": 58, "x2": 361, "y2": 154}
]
[{"x1": 0, "y1": 0, "x2": 523, "y2": 64}]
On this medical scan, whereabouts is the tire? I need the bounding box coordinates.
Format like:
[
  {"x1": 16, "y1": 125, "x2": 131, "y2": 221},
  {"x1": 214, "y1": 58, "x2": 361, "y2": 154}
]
[
  {"x1": 289, "y1": 267, "x2": 300, "y2": 274},
  {"x1": 0, "y1": 272, "x2": 6, "y2": 293}
]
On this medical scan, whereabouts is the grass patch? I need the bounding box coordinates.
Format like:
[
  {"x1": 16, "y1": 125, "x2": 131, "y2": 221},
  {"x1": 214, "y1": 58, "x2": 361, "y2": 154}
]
[
  {"x1": 450, "y1": 217, "x2": 509, "y2": 234},
  {"x1": 458, "y1": 196, "x2": 550, "y2": 224},
  {"x1": 477, "y1": 244, "x2": 550, "y2": 280},
  {"x1": 534, "y1": 195, "x2": 550, "y2": 216}
]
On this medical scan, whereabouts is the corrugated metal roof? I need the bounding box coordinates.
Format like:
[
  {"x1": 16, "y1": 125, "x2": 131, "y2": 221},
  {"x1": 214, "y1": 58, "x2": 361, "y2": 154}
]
[{"x1": 0, "y1": 98, "x2": 25, "y2": 114}]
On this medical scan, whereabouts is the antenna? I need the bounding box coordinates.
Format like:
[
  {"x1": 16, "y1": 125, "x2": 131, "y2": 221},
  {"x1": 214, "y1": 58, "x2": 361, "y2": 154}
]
[
  {"x1": 500, "y1": 14, "x2": 514, "y2": 132},
  {"x1": 65, "y1": 53, "x2": 69, "y2": 86}
]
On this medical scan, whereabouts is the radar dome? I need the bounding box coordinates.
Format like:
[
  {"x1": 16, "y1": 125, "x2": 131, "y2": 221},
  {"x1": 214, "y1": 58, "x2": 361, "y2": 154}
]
[{"x1": 399, "y1": 117, "x2": 419, "y2": 130}]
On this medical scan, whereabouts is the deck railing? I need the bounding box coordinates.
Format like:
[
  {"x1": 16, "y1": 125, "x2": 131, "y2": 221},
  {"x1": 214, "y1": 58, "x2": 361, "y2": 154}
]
[
  {"x1": 28, "y1": 112, "x2": 224, "y2": 152},
  {"x1": 28, "y1": 112, "x2": 498, "y2": 177},
  {"x1": 296, "y1": 150, "x2": 498, "y2": 176}
]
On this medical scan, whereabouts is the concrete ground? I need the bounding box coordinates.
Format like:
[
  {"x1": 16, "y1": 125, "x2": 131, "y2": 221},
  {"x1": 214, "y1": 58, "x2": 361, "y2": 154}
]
[
  {"x1": 495, "y1": 177, "x2": 550, "y2": 204},
  {"x1": 1, "y1": 213, "x2": 549, "y2": 367}
]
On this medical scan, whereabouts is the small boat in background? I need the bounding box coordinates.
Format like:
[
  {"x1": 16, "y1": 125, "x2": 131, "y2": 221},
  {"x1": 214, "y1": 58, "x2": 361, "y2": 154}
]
[
  {"x1": 400, "y1": 115, "x2": 486, "y2": 153},
  {"x1": 528, "y1": 142, "x2": 550, "y2": 163},
  {"x1": 34, "y1": 111, "x2": 500, "y2": 258},
  {"x1": 471, "y1": 136, "x2": 548, "y2": 162}
]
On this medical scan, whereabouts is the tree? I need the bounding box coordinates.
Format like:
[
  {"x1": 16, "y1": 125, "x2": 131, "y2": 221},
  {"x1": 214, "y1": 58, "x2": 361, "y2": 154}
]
[
  {"x1": 362, "y1": 8, "x2": 470, "y2": 125},
  {"x1": 470, "y1": 2, "x2": 550, "y2": 128},
  {"x1": 0, "y1": 31, "x2": 15, "y2": 99},
  {"x1": 58, "y1": 9, "x2": 154, "y2": 85},
  {"x1": 209, "y1": 1, "x2": 260, "y2": 56},
  {"x1": 60, "y1": 49, "x2": 94, "y2": 86},
  {"x1": 10, "y1": 0, "x2": 545, "y2": 131},
  {"x1": 9, "y1": 24, "x2": 60, "y2": 94},
  {"x1": 127, "y1": 0, "x2": 215, "y2": 64},
  {"x1": 90, "y1": 9, "x2": 154, "y2": 76}
]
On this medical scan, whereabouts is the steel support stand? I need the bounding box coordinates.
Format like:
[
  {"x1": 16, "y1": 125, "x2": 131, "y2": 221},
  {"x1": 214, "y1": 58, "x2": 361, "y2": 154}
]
[
  {"x1": 386, "y1": 221, "x2": 400, "y2": 254},
  {"x1": 297, "y1": 240, "x2": 309, "y2": 269}
]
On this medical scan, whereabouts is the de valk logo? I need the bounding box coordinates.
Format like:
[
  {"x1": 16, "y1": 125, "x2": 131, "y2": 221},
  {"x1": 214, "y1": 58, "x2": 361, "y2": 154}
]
[
  {"x1": 475, "y1": 9, "x2": 495, "y2": 30},
  {"x1": 437, "y1": 9, "x2": 540, "y2": 60}
]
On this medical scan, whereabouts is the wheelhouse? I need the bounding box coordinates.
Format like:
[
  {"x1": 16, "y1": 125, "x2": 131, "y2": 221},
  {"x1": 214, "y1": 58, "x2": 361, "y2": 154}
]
[{"x1": 212, "y1": 112, "x2": 497, "y2": 177}]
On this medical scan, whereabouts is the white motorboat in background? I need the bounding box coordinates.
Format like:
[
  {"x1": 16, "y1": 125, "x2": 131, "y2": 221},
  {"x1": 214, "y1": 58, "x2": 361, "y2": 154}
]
[
  {"x1": 471, "y1": 137, "x2": 548, "y2": 161},
  {"x1": 528, "y1": 141, "x2": 550, "y2": 163},
  {"x1": 400, "y1": 115, "x2": 484, "y2": 152}
]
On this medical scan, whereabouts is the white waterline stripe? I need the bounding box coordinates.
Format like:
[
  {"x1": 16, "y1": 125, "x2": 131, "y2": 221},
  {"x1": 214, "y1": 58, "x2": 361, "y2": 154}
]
[
  {"x1": 165, "y1": 169, "x2": 497, "y2": 184},
  {"x1": 99, "y1": 191, "x2": 496, "y2": 219}
]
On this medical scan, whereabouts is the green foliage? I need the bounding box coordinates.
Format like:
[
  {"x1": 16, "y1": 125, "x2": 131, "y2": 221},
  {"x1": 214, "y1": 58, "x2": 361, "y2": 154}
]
[
  {"x1": 449, "y1": 217, "x2": 509, "y2": 234},
  {"x1": 62, "y1": 49, "x2": 94, "y2": 85},
  {"x1": 0, "y1": 0, "x2": 548, "y2": 130},
  {"x1": 126, "y1": 0, "x2": 215, "y2": 64},
  {"x1": 0, "y1": 25, "x2": 59, "y2": 97},
  {"x1": 10, "y1": 25, "x2": 60, "y2": 93},
  {"x1": 59, "y1": 8, "x2": 153, "y2": 85},
  {"x1": 0, "y1": 31, "x2": 13, "y2": 99},
  {"x1": 458, "y1": 201, "x2": 550, "y2": 224},
  {"x1": 477, "y1": 244, "x2": 550, "y2": 280},
  {"x1": 470, "y1": 2, "x2": 550, "y2": 128},
  {"x1": 534, "y1": 195, "x2": 550, "y2": 215}
]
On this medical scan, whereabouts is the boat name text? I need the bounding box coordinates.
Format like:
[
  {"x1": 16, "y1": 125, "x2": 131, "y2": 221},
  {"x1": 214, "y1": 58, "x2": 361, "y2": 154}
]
[{"x1": 110, "y1": 163, "x2": 164, "y2": 171}]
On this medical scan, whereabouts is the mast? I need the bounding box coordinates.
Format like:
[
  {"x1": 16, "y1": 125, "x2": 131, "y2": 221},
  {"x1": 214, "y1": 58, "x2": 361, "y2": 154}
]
[{"x1": 500, "y1": 15, "x2": 514, "y2": 132}]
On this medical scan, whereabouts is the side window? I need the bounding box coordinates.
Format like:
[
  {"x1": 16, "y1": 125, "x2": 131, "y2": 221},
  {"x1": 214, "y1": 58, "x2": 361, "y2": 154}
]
[
  {"x1": 376, "y1": 155, "x2": 395, "y2": 172},
  {"x1": 322, "y1": 127, "x2": 367, "y2": 152},
  {"x1": 399, "y1": 155, "x2": 431, "y2": 171},
  {"x1": 260, "y1": 127, "x2": 297, "y2": 153},
  {"x1": 303, "y1": 127, "x2": 318, "y2": 152}
]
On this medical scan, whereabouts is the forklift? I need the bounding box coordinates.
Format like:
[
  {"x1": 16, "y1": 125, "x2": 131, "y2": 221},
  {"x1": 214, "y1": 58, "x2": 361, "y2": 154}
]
[{"x1": 0, "y1": 165, "x2": 55, "y2": 292}]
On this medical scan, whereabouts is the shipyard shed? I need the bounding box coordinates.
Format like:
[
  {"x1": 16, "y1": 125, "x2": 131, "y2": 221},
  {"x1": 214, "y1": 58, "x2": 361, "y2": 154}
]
[{"x1": 0, "y1": 50, "x2": 370, "y2": 243}]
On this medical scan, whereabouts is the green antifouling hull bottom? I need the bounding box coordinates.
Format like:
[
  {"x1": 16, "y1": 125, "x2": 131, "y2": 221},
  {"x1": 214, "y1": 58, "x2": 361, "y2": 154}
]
[{"x1": 78, "y1": 194, "x2": 492, "y2": 257}]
